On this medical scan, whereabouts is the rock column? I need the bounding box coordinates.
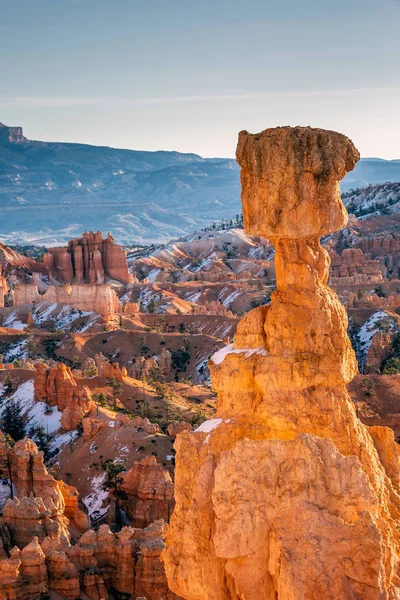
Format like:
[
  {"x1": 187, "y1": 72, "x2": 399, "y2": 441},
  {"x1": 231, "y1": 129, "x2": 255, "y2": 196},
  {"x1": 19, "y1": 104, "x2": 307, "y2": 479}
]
[{"x1": 163, "y1": 127, "x2": 400, "y2": 600}]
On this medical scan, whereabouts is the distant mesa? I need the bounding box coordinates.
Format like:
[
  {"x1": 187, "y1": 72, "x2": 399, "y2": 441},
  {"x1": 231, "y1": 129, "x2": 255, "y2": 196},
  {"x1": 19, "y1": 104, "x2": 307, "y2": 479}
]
[{"x1": 0, "y1": 121, "x2": 27, "y2": 143}]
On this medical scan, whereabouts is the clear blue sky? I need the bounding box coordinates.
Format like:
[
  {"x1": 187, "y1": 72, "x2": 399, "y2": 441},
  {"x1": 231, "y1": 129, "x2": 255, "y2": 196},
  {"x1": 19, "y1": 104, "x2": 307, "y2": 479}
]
[{"x1": 1, "y1": 0, "x2": 399, "y2": 158}]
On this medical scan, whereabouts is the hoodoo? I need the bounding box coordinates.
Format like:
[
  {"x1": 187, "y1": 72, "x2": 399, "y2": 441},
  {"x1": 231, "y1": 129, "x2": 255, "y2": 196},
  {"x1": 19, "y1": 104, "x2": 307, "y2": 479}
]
[{"x1": 163, "y1": 127, "x2": 400, "y2": 599}]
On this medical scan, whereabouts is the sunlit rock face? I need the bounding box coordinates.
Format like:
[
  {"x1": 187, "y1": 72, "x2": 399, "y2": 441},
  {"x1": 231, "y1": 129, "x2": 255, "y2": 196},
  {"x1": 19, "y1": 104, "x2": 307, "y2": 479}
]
[{"x1": 163, "y1": 127, "x2": 400, "y2": 600}]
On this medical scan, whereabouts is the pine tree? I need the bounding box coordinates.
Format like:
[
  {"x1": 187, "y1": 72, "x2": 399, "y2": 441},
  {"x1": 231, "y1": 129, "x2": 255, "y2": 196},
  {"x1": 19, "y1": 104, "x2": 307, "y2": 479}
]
[
  {"x1": 35, "y1": 425, "x2": 52, "y2": 463},
  {"x1": 101, "y1": 458, "x2": 126, "y2": 531},
  {"x1": 2, "y1": 400, "x2": 25, "y2": 442}
]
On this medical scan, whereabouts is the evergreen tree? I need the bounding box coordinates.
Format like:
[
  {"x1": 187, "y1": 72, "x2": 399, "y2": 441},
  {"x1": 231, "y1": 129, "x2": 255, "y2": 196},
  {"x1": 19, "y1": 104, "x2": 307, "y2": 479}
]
[
  {"x1": 101, "y1": 459, "x2": 127, "y2": 531},
  {"x1": 2, "y1": 400, "x2": 25, "y2": 442},
  {"x1": 107, "y1": 378, "x2": 123, "y2": 410},
  {"x1": 35, "y1": 425, "x2": 52, "y2": 463}
]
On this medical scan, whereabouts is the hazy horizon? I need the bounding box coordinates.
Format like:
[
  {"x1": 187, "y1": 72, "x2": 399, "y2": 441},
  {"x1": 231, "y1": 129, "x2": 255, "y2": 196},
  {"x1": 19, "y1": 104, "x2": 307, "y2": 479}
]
[{"x1": 1, "y1": 0, "x2": 400, "y2": 159}]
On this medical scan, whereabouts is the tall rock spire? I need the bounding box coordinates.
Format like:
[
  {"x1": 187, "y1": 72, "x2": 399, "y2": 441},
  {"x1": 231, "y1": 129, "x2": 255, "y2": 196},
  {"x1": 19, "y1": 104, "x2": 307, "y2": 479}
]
[{"x1": 163, "y1": 126, "x2": 400, "y2": 600}]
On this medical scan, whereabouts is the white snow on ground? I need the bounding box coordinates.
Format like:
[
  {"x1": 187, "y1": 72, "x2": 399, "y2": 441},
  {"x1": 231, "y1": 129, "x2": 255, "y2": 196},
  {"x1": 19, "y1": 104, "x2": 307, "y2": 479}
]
[
  {"x1": 3, "y1": 338, "x2": 28, "y2": 363},
  {"x1": 34, "y1": 303, "x2": 58, "y2": 325},
  {"x1": 33, "y1": 303, "x2": 96, "y2": 331},
  {"x1": 83, "y1": 473, "x2": 108, "y2": 519},
  {"x1": 185, "y1": 291, "x2": 202, "y2": 303},
  {"x1": 221, "y1": 290, "x2": 242, "y2": 308},
  {"x1": 195, "y1": 418, "x2": 223, "y2": 433},
  {"x1": 26, "y1": 403, "x2": 62, "y2": 435},
  {"x1": 211, "y1": 344, "x2": 268, "y2": 366},
  {"x1": 0, "y1": 380, "x2": 62, "y2": 435},
  {"x1": 355, "y1": 310, "x2": 397, "y2": 371},
  {"x1": 50, "y1": 430, "x2": 78, "y2": 453},
  {"x1": 147, "y1": 268, "x2": 161, "y2": 282},
  {"x1": 3, "y1": 312, "x2": 27, "y2": 331}
]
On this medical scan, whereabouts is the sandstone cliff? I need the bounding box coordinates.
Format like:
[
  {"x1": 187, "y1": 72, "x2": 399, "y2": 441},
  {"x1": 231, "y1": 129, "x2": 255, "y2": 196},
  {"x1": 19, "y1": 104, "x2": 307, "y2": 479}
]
[
  {"x1": 163, "y1": 126, "x2": 400, "y2": 599},
  {"x1": 13, "y1": 282, "x2": 121, "y2": 319}
]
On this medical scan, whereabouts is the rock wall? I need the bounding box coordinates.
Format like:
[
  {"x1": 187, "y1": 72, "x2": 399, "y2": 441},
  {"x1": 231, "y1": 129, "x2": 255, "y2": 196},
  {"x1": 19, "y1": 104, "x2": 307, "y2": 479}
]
[
  {"x1": 13, "y1": 282, "x2": 121, "y2": 318},
  {"x1": 163, "y1": 127, "x2": 400, "y2": 599},
  {"x1": 43, "y1": 231, "x2": 131, "y2": 285}
]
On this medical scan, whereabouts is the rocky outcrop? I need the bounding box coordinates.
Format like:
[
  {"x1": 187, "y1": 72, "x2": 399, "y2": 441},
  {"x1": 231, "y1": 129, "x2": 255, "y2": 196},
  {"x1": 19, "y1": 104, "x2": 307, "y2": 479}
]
[
  {"x1": 0, "y1": 265, "x2": 7, "y2": 307},
  {"x1": 98, "y1": 360, "x2": 126, "y2": 381},
  {"x1": 34, "y1": 362, "x2": 93, "y2": 430},
  {"x1": 0, "y1": 122, "x2": 27, "y2": 143},
  {"x1": 120, "y1": 456, "x2": 174, "y2": 528},
  {"x1": 2, "y1": 496, "x2": 70, "y2": 549},
  {"x1": 365, "y1": 331, "x2": 395, "y2": 373},
  {"x1": 58, "y1": 480, "x2": 90, "y2": 532},
  {"x1": 329, "y1": 247, "x2": 386, "y2": 284},
  {"x1": 0, "y1": 436, "x2": 88, "y2": 545},
  {"x1": 0, "y1": 434, "x2": 178, "y2": 599},
  {"x1": 43, "y1": 231, "x2": 131, "y2": 285},
  {"x1": 129, "y1": 350, "x2": 172, "y2": 381},
  {"x1": 164, "y1": 126, "x2": 400, "y2": 599},
  {"x1": 14, "y1": 282, "x2": 121, "y2": 318},
  {"x1": 167, "y1": 421, "x2": 192, "y2": 437},
  {"x1": 0, "y1": 521, "x2": 180, "y2": 600},
  {"x1": 82, "y1": 416, "x2": 104, "y2": 440},
  {"x1": 131, "y1": 416, "x2": 160, "y2": 435}
]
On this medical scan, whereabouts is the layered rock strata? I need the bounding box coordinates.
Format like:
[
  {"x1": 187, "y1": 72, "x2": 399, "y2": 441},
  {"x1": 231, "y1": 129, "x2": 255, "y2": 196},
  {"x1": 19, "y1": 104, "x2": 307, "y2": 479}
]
[
  {"x1": 13, "y1": 282, "x2": 121, "y2": 318},
  {"x1": 43, "y1": 231, "x2": 131, "y2": 285},
  {"x1": 164, "y1": 126, "x2": 400, "y2": 599}
]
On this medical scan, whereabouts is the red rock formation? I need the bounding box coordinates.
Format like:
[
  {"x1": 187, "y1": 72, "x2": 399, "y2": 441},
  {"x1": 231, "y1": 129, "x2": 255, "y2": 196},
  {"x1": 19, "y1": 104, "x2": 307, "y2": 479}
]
[
  {"x1": 120, "y1": 456, "x2": 174, "y2": 528},
  {"x1": 43, "y1": 231, "x2": 131, "y2": 285},
  {"x1": 0, "y1": 265, "x2": 7, "y2": 307},
  {"x1": 0, "y1": 123, "x2": 27, "y2": 143},
  {"x1": 2, "y1": 496, "x2": 70, "y2": 549},
  {"x1": 365, "y1": 331, "x2": 395, "y2": 374},
  {"x1": 131, "y1": 416, "x2": 160, "y2": 435},
  {"x1": 58, "y1": 480, "x2": 90, "y2": 532},
  {"x1": 98, "y1": 360, "x2": 126, "y2": 381},
  {"x1": 34, "y1": 362, "x2": 93, "y2": 430},
  {"x1": 164, "y1": 126, "x2": 400, "y2": 599},
  {"x1": 329, "y1": 247, "x2": 386, "y2": 284},
  {"x1": 167, "y1": 421, "x2": 192, "y2": 437},
  {"x1": 82, "y1": 417, "x2": 104, "y2": 440}
]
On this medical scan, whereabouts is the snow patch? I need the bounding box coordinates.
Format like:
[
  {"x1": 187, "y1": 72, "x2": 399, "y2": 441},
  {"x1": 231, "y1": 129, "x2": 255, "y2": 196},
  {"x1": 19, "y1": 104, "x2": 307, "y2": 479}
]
[
  {"x1": 211, "y1": 344, "x2": 268, "y2": 366},
  {"x1": 195, "y1": 418, "x2": 223, "y2": 433}
]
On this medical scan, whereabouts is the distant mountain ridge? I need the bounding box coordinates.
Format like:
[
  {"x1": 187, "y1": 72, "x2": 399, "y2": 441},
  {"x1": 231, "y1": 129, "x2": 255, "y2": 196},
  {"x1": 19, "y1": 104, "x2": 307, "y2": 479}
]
[{"x1": 0, "y1": 125, "x2": 399, "y2": 245}]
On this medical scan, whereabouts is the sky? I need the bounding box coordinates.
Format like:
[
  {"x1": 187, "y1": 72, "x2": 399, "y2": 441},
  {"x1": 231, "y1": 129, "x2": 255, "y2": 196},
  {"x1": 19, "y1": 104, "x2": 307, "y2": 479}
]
[{"x1": 1, "y1": 0, "x2": 399, "y2": 158}]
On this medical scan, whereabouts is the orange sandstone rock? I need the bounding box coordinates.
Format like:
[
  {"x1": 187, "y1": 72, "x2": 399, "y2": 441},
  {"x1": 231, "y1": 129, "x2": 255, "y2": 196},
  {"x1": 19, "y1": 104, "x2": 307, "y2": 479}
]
[
  {"x1": 121, "y1": 456, "x2": 174, "y2": 527},
  {"x1": 163, "y1": 127, "x2": 400, "y2": 600},
  {"x1": 34, "y1": 362, "x2": 93, "y2": 430}
]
